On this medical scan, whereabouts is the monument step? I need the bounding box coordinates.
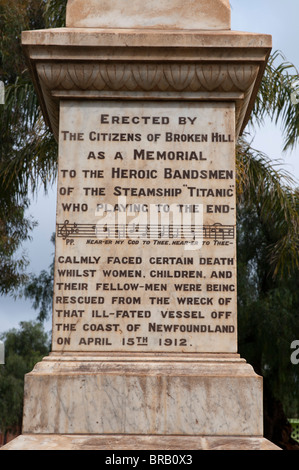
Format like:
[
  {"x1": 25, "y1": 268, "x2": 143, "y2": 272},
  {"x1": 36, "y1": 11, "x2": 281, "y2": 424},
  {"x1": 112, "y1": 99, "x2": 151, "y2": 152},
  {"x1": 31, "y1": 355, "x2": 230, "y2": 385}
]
[{"x1": 1, "y1": 434, "x2": 280, "y2": 450}]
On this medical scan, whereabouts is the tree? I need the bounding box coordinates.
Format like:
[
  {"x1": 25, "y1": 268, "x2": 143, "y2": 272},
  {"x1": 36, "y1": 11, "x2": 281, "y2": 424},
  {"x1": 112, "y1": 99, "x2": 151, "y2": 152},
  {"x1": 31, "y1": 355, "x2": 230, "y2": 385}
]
[
  {"x1": 0, "y1": 321, "x2": 50, "y2": 444},
  {"x1": 23, "y1": 233, "x2": 55, "y2": 322},
  {"x1": 0, "y1": 200, "x2": 36, "y2": 295},
  {"x1": 236, "y1": 136, "x2": 299, "y2": 280},
  {"x1": 0, "y1": 0, "x2": 60, "y2": 295},
  {"x1": 235, "y1": 58, "x2": 299, "y2": 446},
  {"x1": 236, "y1": 200, "x2": 299, "y2": 448},
  {"x1": 252, "y1": 50, "x2": 299, "y2": 152}
]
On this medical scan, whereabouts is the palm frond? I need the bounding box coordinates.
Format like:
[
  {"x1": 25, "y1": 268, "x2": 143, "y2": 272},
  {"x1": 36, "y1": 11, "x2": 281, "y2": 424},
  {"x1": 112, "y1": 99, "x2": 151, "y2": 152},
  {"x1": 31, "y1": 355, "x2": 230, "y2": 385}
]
[
  {"x1": 0, "y1": 73, "x2": 57, "y2": 199},
  {"x1": 236, "y1": 136, "x2": 299, "y2": 279},
  {"x1": 44, "y1": 0, "x2": 67, "y2": 28},
  {"x1": 252, "y1": 50, "x2": 299, "y2": 151}
]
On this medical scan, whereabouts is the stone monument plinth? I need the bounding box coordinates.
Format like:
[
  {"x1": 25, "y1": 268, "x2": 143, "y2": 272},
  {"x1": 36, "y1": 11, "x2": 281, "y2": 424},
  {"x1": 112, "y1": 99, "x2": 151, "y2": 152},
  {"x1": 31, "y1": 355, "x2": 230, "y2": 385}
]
[{"x1": 1, "y1": 0, "x2": 280, "y2": 450}]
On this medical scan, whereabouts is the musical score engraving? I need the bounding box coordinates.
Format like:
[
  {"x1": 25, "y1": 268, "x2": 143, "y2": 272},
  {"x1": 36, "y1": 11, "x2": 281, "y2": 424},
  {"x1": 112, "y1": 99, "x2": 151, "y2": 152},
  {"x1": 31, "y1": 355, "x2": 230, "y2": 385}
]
[
  {"x1": 59, "y1": 220, "x2": 79, "y2": 240},
  {"x1": 57, "y1": 220, "x2": 235, "y2": 241}
]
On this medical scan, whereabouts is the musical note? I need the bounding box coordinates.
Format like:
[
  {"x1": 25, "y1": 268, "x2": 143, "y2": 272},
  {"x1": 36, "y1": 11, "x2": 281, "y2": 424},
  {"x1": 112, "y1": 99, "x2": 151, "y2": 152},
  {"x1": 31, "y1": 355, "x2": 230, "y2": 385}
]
[
  {"x1": 57, "y1": 222, "x2": 235, "y2": 241},
  {"x1": 127, "y1": 223, "x2": 140, "y2": 239},
  {"x1": 115, "y1": 223, "x2": 126, "y2": 239},
  {"x1": 169, "y1": 225, "x2": 180, "y2": 238},
  {"x1": 141, "y1": 225, "x2": 150, "y2": 238}
]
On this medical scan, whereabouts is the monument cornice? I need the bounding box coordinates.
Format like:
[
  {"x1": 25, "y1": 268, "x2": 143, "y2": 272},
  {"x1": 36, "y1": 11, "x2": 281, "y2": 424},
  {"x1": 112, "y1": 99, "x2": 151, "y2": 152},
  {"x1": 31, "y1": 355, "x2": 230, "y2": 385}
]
[{"x1": 22, "y1": 28, "x2": 271, "y2": 141}]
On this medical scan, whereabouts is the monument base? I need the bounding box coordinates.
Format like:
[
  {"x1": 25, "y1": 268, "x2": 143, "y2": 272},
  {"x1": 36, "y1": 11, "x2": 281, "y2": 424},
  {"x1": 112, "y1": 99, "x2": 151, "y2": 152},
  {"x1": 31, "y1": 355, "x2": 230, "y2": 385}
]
[
  {"x1": 0, "y1": 353, "x2": 280, "y2": 450},
  {"x1": 1, "y1": 353, "x2": 281, "y2": 450},
  {"x1": 21, "y1": 353, "x2": 262, "y2": 435},
  {"x1": 1, "y1": 434, "x2": 280, "y2": 450}
]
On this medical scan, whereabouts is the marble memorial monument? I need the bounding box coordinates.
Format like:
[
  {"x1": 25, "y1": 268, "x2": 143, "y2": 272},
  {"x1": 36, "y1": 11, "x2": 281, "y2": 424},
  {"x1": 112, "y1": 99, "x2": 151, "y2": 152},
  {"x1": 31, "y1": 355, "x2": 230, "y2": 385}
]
[{"x1": 2, "y1": 0, "x2": 279, "y2": 450}]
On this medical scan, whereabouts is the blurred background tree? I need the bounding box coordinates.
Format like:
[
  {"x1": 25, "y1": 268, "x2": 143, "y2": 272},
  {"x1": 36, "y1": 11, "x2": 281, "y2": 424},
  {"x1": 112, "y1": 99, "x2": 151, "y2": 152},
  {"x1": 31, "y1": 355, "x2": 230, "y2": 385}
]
[
  {"x1": 0, "y1": 0, "x2": 60, "y2": 294},
  {"x1": 0, "y1": 321, "x2": 50, "y2": 445}
]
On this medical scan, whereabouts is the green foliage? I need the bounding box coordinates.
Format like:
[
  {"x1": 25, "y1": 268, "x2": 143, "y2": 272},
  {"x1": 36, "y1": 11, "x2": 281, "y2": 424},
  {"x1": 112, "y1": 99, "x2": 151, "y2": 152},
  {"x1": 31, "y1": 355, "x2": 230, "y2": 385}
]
[
  {"x1": 0, "y1": 0, "x2": 59, "y2": 295},
  {"x1": 236, "y1": 132, "x2": 299, "y2": 419},
  {"x1": 23, "y1": 234, "x2": 55, "y2": 322},
  {"x1": 0, "y1": 0, "x2": 58, "y2": 199},
  {"x1": 252, "y1": 50, "x2": 299, "y2": 151},
  {"x1": 44, "y1": 0, "x2": 67, "y2": 28},
  {"x1": 236, "y1": 137, "x2": 299, "y2": 279},
  {"x1": 0, "y1": 200, "x2": 36, "y2": 295},
  {"x1": 237, "y1": 204, "x2": 299, "y2": 418},
  {"x1": 0, "y1": 0, "x2": 47, "y2": 82},
  {"x1": 0, "y1": 321, "x2": 50, "y2": 437}
]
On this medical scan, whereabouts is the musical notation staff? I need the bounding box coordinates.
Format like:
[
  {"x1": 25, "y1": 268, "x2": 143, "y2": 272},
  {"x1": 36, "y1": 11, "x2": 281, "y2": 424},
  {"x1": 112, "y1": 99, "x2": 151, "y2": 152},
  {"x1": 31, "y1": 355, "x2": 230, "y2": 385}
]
[{"x1": 57, "y1": 220, "x2": 235, "y2": 241}]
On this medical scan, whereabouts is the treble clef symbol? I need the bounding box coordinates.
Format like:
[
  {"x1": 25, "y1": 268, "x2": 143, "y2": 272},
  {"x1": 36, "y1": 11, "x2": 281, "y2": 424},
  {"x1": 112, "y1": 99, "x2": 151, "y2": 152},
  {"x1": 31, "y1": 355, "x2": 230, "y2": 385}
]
[
  {"x1": 59, "y1": 219, "x2": 79, "y2": 239},
  {"x1": 60, "y1": 220, "x2": 71, "y2": 240},
  {"x1": 60, "y1": 221, "x2": 79, "y2": 240}
]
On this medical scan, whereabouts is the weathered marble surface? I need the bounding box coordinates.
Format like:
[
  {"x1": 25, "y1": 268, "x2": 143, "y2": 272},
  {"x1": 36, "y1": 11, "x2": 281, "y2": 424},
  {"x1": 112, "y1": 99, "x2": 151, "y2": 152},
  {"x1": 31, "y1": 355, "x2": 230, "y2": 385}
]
[
  {"x1": 20, "y1": 354, "x2": 263, "y2": 436},
  {"x1": 66, "y1": 0, "x2": 231, "y2": 30},
  {"x1": 52, "y1": 101, "x2": 238, "y2": 354},
  {"x1": 1, "y1": 434, "x2": 280, "y2": 450}
]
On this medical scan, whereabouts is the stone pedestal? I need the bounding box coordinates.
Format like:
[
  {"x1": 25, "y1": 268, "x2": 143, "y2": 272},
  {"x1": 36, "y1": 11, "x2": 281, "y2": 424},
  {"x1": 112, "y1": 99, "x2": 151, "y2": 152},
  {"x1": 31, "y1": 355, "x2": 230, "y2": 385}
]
[
  {"x1": 1, "y1": 1, "x2": 280, "y2": 451},
  {"x1": 24, "y1": 354, "x2": 262, "y2": 435},
  {"x1": 3, "y1": 353, "x2": 279, "y2": 449}
]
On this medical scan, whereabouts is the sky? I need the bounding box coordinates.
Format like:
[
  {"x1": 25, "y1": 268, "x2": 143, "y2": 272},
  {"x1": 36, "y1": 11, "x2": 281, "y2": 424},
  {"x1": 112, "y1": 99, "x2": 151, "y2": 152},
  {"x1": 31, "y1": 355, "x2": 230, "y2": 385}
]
[{"x1": 0, "y1": 0, "x2": 299, "y2": 336}]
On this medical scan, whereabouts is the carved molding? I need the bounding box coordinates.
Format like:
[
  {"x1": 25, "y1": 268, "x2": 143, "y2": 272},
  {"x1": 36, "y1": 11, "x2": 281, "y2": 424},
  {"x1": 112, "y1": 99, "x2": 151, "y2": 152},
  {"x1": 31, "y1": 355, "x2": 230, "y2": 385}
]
[
  {"x1": 37, "y1": 62, "x2": 259, "y2": 94},
  {"x1": 22, "y1": 29, "x2": 271, "y2": 141},
  {"x1": 35, "y1": 62, "x2": 259, "y2": 140}
]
